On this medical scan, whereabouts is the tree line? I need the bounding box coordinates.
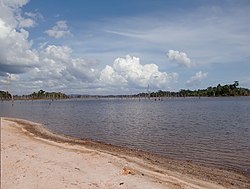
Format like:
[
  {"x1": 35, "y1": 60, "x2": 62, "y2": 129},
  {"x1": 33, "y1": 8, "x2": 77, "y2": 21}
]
[
  {"x1": 0, "y1": 91, "x2": 12, "y2": 100},
  {"x1": 138, "y1": 81, "x2": 250, "y2": 98},
  {"x1": 26, "y1": 90, "x2": 69, "y2": 99},
  {"x1": 1, "y1": 90, "x2": 69, "y2": 100},
  {"x1": 1, "y1": 81, "x2": 250, "y2": 100}
]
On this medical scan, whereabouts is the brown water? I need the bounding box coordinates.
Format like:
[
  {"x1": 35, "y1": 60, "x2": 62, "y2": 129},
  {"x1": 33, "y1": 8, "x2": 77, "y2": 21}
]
[{"x1": 1, "y1": 97, "x2": 250, "y2": 175}]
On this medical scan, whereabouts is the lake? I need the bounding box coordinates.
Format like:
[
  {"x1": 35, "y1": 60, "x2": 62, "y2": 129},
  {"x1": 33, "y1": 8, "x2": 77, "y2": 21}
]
[{"x1": 1, "y1": 97, "x2": 250, "y2": 175}]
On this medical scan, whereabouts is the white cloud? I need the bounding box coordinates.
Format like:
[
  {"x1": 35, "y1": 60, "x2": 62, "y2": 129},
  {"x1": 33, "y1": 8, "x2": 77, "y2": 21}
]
[
  {"x1": 100, "y1": 65, "x2": 127, "y2": 86},
  {"x1": 0, "y1": 0, "x2": 37, "y2": 29},
  {"x1": 38, "y1": 45, "x2": 98, "y2": 84},
  {"x1": 0, "y1": 18, "x2": 39, "y2": 74},
  {"x1": 24, "y1": 12, "x2": 37, "y2": 18},
  {"x1": 186, "y1": 71, "x2": 208, "y2": 86},
  {"x1": 43, "y1": 45, "x2": 72, "y2": 63},
  {"x1": 0, "y1": 42, "x2": 99, "y2": 93},
  {"x1": 2, "y1": 0, "x2": 249, "y2": 94},
  {"x1": 45, "y1": 20, "x2": 72, "y2": 38},
  {"x1": 1, "y1": 0, "x2": 29, "y2": 7},
  {"x1": 18, "y1": 11, "x2": 43, "y2": 28},
  {"x1": 18, "y1": 18, "x2": 35, "y2": 28},
  {"x1": 67, "y1": 58, "x2": 98, "y2": 81},
  {"x1": 102, "y1": 4, "x2": 250, "y2": 67},
  {"x1": 167, "y1": 50, "x2": 193, "y2": 68},
  {"x1": 0, "y1": 1, "x2": 95, "y2": 93},
  {"x1": 24, "y1": 11, "x2": 43, "y2": 20},
  {"x1": 100, "y1": 55, "x2": 178, "y2": 89},
  {"x1": 0, "y1": 0, "x2": 39, "y2": 76},
  {"x1": 7, "y1": 73, "x2": 20, "y2": 81},
  {"x1": 0, "y1": 73, "x2": 19, "y2": 85}
]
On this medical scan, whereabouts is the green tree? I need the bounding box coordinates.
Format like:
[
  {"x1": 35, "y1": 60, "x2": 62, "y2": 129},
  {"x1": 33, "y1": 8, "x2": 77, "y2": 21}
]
[{"x1": 233, "y1": 81, "x2": 239, "y2": 88}]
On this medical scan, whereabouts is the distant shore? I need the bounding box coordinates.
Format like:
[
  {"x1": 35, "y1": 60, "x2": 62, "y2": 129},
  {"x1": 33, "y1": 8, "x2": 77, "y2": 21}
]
[
  {"x1": 1, "y1": 82, "x2": 250, "y2": 101},
  {"x1": 1, "y1": 117, "x2": 249, "y2": 188},
  {"x1": 2, "y1": 95, "x2": 250, "y2": 102}
]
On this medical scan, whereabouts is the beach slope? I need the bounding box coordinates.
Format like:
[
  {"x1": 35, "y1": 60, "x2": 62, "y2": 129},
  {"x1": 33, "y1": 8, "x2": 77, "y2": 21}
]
[{"x1": 1, "y1": 118, "x2": 249, "y2": 189}]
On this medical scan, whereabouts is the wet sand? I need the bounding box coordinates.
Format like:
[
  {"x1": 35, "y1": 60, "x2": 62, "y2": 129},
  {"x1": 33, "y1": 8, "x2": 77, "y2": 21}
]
[{"x1": 1, "y1": 117, "x2": 249, "y2": 188}]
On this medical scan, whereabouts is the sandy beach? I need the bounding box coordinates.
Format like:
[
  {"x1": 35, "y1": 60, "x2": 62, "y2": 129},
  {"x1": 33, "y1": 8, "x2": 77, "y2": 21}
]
[{"x1": 1, "y1": 118, "x2": 249, "y2": 189}]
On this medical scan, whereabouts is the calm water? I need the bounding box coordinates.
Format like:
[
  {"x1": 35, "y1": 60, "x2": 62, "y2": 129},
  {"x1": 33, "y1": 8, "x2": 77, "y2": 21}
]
[{"x1": 1, "y1": 97, "x2": 250, "y2": 174}]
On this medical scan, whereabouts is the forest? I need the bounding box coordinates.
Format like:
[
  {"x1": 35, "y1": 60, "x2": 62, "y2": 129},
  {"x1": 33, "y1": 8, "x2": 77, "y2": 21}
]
[
  {"x1": 1, "y1": 81, "x2": 250, "y2": 100},
  {"x1": 0, "y1": 90, "x2": 68, "y2": 100},
  {"x1": 138, "y1": 81, "x2": 250, "y2": 98}
]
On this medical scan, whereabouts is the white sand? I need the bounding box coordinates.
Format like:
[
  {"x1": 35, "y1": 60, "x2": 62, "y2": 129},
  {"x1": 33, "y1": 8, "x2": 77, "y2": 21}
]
[{"x1": 1, "y1": 118, "x2": 248, "y2": 189}]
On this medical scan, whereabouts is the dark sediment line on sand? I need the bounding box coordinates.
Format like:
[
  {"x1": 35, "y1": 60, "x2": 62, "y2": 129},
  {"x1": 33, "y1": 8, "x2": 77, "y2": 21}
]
[{"x1": 4, "y1": 117, "x2": 250, "y2": 189}]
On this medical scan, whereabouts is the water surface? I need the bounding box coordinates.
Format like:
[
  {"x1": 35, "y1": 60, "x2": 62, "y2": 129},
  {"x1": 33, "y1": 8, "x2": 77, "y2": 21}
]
[{"x1": 1, "y1": 97, "x2": 250, "y2": 174}]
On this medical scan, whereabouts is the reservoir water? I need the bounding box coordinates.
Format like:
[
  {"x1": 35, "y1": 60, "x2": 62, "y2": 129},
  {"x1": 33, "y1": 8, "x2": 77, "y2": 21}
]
[{"x1": 1, "y1": 97, "x2": 250, "y2": 175}]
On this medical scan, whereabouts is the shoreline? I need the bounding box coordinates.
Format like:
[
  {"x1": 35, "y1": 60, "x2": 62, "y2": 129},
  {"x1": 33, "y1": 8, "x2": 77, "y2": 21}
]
[
  {"x1": 1, "y1": 95, "x2": 250, "y2": 102},
  {"x1": 1, "y1": 117, "x2": 250, "y2": 188}
]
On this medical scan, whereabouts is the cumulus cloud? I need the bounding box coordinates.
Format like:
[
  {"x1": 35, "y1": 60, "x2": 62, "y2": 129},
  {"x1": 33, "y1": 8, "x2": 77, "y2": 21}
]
[
  {"x1": 100, "y1": 55, "x2": 178, "y2": 89},
  {"x1": 2, "y1": 0, "x2": 219, "y2": 95},
  {"x1": 0, "y1": 0, "x2": 99, "y2": 93},
  {"x1": 43, "y1": 45, "x2": 72, "y2": 63},
  {"x1": 0, "y1": 19, "x2": 39, "y2": 67},
  {"x1": 38, "y1": 45, "x2": 98, "y2": 83},
  {"x1": 167, "y1": 50, "x2": 194, "y2": 67},
  {"x1": 100, "y1": 65, "x2": 127, "y2": 86},
  {"x1": 0, "y1": 1, "x2": 39, "y2": 75},
  {"x1": 0, "y1": 0, "x2": 38, "y2": 29},
  {"x1": 186, "y1": 71, "x2": 208, "y2": 86},
  {"x1": 45, "y1": 20, "x2": 72, "y2": 38}
]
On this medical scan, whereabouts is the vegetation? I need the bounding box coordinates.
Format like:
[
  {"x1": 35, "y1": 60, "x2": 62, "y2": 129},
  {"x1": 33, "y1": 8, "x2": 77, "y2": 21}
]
[
  {"x1": 0, "y1": 90, "x2": 69, "y2": 100},
  {"x1": 177, "y1": 81, "x2": 249, "y2": 97},
  {"x1": 0, "y1": 91, "x2": 12, "y2": 100},
  {"x1": 1, "y1": 82, "x2": 250, "y2": 101},
  {"x1": 25, "y1": 90, "x2": 69, "y2": 100},
  {"x1": 138, "y1": 81, "x2": 250, "y2": 98}
]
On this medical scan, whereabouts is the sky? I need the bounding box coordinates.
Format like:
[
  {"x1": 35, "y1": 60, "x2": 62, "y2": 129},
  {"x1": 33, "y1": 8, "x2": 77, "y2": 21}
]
[{"x1": 0, "y1": 0, "x2": 250, "y2": 95}]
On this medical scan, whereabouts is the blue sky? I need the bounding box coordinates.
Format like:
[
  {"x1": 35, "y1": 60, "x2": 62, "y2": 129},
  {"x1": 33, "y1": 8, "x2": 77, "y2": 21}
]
[{"x1": 0, "y1": 0, "x2": 250, "y2": 95}]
